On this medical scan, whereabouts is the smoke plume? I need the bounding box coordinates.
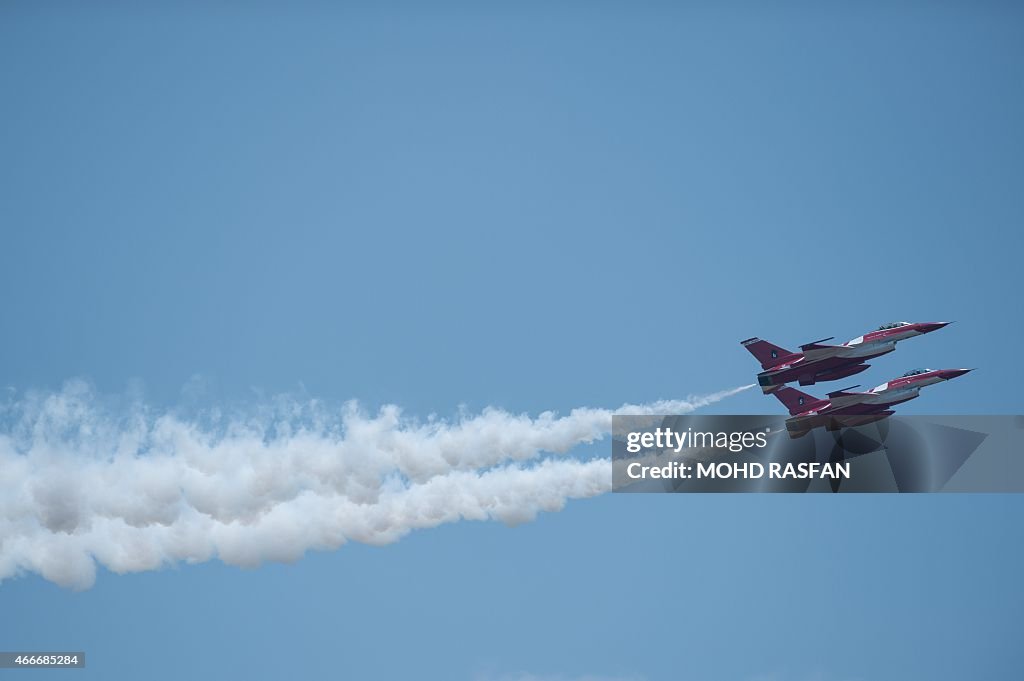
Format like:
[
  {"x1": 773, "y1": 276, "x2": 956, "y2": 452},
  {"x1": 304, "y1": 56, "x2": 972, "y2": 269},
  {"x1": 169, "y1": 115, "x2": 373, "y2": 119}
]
[{"x1": 0, "y1": 382, "x2": 751, "y2": 589}]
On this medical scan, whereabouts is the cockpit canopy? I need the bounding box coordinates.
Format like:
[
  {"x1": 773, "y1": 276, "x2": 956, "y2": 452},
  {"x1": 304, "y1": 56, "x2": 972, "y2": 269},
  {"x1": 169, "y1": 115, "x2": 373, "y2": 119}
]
[
  {"x1": 901, "y1": 368, "x2": 931, "y2": 377},
  {"x1": 877, "y1": 321, "x2": 910, "y2": 330}
]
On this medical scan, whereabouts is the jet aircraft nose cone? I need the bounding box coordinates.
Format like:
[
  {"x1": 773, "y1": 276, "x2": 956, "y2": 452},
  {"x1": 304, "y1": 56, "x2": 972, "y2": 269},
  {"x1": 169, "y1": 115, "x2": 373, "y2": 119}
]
[
  {"x1": 918, "y1": 322, "x2": 951, "y2": 333},
  {"x1": 939, "y1": 368, "x2": 973, "y2": 380}
]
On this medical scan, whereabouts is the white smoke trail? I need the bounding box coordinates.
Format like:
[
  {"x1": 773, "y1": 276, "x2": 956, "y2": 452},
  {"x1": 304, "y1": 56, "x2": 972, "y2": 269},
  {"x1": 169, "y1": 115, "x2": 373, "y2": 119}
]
[{"x1": 0, "y1": 381, "x2": 752, "y2": 589}]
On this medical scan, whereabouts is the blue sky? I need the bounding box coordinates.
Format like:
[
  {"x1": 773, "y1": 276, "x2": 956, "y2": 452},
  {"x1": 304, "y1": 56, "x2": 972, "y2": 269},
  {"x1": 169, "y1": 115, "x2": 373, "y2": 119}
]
[{"x1": 1, "y1": 3, "x2": 1022, "y2": 680}]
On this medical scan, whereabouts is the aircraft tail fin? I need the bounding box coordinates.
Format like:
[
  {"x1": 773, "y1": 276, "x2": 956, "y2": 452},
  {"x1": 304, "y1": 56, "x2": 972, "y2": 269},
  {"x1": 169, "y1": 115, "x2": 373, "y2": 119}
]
[
  {"x1": 740, "y1": 337, "x2": 794, "y2": 369},
  {"x1": 773, "y1": 386, "x2": 821, "y2": 416}
]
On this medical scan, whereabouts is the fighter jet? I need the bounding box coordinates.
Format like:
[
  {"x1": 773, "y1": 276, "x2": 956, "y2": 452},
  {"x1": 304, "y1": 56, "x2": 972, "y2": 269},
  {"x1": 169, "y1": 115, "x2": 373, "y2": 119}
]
[
  {"x1": 741, "y1": 321, "x2": 950, "y2": 393},
  {"x1": 772, "y1": 367, "x2": 973, "y2": 437}
]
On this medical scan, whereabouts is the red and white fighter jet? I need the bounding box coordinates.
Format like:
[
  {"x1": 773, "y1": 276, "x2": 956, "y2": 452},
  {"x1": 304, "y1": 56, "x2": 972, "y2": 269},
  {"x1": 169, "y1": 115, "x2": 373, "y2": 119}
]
[
  {"x1": 742, "y1": 321, "x2": 951, "y2": 393},
  {"x1": 772, "y1": 367, "x2": 973, "y2": 437}
]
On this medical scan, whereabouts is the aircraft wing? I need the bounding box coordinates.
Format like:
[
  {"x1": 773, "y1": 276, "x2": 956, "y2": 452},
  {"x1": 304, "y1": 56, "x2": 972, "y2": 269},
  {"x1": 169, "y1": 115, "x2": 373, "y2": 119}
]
[
  {"x1": 823, "y1": 385, "x2": 875, "y2": 410},
  {"x1": 825, "y1": 401, "x2": 891, "y2": 416},
  {"x1": 826, "y1": 385, "x2": 866, "y2": 398},
  {"x1": 799, "y1": 342, "x2": 848, "y2": 362}
]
